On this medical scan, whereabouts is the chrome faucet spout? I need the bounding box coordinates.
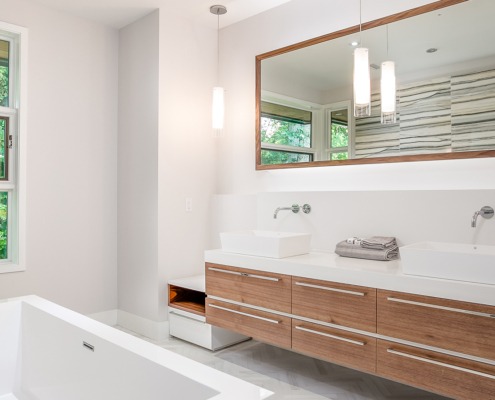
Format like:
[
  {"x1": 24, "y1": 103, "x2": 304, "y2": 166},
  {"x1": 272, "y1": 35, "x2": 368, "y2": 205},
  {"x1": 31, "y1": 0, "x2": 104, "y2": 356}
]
[
  {"x1": 471, "y1": 211, "x2": 480, "y2": 228},
  {"x1": 273, "y1": 206, "x2": 292, "y2": 219},
  {"x1": 471, "y1": 206, "x2": 494, "y2": 228}
]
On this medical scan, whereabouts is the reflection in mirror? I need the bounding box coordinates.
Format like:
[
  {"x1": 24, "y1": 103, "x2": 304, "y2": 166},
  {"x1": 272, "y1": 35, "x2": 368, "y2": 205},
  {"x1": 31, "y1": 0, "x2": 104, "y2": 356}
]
[
  {"x1": 256, "y1": 0, "x2": 495, "y2": 169},
  {"x1": 329, "y1": 109, "x2": 349, "y2": 161},
  {"x1": 260, "y1": 100, "x2": 313, "y2": 164}
]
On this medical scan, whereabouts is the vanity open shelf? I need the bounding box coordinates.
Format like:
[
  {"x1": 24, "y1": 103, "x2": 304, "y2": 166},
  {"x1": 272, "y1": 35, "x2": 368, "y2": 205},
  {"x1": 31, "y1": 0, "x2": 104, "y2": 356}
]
[{"x1": 168, "y1": 284, "x2": 206, "y2": 316}]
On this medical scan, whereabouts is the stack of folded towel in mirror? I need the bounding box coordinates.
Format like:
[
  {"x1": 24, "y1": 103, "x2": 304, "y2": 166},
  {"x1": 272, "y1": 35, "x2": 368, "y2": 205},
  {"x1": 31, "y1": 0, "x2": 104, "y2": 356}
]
[{"x1": 335, "y1": 236, "x2": 399, "y2": 261}]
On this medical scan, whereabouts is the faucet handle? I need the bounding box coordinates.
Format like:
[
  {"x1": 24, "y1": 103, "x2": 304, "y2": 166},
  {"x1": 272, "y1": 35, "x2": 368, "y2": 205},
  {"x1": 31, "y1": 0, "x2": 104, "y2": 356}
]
[{"x1": 480, "y1": 206, "x2": 494, "y2": 219}]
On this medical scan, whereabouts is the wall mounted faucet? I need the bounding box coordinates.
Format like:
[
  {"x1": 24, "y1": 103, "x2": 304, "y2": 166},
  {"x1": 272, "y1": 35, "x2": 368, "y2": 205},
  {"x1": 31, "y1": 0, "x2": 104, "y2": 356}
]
[
  {"x1": 471, "y1": 206, "x2": 494, "y2": 228},
  {"x1": 273, "y1": 204, "x2": 311, "y2": 219}
]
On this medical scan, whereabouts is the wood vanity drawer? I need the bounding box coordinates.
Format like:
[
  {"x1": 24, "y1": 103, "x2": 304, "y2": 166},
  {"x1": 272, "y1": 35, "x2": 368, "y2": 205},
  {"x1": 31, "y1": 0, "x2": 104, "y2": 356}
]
[
  {"x1": 292, "y1": 319, "x2": 376, "y2": 374},
  {"x1": 292, "y1": 276, "x2": 376, "y2": 332},
  {"x1": 206, "y1": 263, "x2": 291, "y2": 313},
  {"x1": 377, "y1": 290, "x2": 495, "y2": 360},
  {"x1": 206, "y1": 298, "x2": 291, "y2": 349},
  {"x1": 377, "y1": 339, "x2": 495, "y2": 400}
]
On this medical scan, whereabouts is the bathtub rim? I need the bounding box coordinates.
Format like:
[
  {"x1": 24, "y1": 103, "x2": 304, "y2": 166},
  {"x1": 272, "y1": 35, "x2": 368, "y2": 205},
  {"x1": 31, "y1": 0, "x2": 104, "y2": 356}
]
[{"x1": 1, "y1": 295, "x2": 273, "y2": 400}]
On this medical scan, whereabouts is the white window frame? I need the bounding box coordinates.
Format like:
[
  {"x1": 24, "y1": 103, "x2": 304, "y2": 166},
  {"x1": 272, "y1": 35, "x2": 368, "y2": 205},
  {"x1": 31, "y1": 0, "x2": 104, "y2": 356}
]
[
  {"x1": 323, "y1": 100, "x2": 354, "y2": 160},
  {"x1": 0, "y1": 21, "x2": 28, "y2": 273}
]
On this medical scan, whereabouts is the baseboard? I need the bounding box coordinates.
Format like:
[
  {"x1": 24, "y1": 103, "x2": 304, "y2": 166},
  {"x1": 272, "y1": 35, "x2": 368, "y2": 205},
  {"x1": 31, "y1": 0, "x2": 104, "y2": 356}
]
[
  {"x1": 87, "y1": 309, "x2": 118, "y2": 326},
  {"x1": 87, "y1": 309, "x2": 169, "y2": 341},
  {"x1": 116, "y1": 310, "x2": 169, "y2": 341}
]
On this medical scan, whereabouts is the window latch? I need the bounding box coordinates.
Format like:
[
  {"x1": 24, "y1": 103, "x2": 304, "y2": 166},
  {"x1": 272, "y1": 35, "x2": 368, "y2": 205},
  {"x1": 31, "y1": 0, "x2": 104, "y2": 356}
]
[{"x1": 8, "y1": 135, "x2": 13, "y2": 149}]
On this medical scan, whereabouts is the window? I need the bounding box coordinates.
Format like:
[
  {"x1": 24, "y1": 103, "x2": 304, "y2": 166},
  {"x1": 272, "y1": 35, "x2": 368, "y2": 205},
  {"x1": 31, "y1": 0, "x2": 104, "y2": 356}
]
[
  {"x1": 326, "y1": 108, "x2": 350, "y2": 161},
  {"x1": 0, "y1": 22, "x2": 27, "y2": 273},
  {"x1": 260, "y1": 101, "x2": 314, "y2": 165}
]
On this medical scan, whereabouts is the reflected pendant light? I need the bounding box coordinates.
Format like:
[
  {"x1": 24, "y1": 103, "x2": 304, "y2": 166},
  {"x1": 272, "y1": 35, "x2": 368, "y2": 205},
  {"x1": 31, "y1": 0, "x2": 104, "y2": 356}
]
[
  {"x1": 381, "y1": 25, "x2": 397, "y2": 124},
  {"x1": 211, "y1": 5, "x2": 227, "y2": 137},
  {"x1": 353, "y1": 0, "x2": 371, "y2": 117}
]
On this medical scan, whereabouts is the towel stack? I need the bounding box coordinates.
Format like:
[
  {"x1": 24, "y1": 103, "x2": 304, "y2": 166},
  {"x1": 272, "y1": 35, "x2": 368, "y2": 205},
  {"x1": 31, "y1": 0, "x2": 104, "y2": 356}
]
[{"x1": 335, "y1": 236, "x2": 398, "y2": 261}]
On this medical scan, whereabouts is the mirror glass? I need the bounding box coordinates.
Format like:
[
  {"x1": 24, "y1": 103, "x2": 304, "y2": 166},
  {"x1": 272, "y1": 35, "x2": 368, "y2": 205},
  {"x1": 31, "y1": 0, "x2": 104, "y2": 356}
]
[{"x1": 256, "y1": 0, "x2": 495, "y2": 168}]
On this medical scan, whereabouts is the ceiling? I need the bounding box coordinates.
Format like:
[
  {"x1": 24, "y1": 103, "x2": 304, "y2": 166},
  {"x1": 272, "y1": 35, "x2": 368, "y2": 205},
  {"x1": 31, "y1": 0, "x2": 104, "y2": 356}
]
[{"x1": 28, "y1": 0, "x2": 291, "y2": 29}]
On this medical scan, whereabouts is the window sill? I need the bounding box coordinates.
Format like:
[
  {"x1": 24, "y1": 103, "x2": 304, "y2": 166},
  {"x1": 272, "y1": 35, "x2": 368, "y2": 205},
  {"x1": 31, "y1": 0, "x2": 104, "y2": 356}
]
[{"x1": 0, "y1": 263, "x2": 25, "y2": 274}]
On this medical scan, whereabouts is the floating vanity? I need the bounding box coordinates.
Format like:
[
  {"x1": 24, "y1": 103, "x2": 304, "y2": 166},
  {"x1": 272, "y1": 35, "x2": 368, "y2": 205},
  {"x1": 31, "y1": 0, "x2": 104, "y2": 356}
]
[{"x1": 204, "y1": 249, "x2": 495, "y2": 400}]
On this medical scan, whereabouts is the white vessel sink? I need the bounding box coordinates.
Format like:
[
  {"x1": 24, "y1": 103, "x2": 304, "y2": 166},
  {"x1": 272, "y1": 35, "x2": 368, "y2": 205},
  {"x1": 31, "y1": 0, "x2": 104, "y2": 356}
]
[
  {"x1": 400, "y1": 242, "x2": 495, "y2": 285},
  {"x1": 220, "y1": 230, "x2": 311, "y2": 258}
]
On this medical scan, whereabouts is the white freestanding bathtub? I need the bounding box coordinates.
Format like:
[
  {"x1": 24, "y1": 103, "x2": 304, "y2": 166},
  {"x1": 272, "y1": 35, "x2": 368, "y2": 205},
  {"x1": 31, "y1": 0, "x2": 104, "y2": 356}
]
[{"x1": 0, "y1": 296, "x2": 272, "y2": 400}]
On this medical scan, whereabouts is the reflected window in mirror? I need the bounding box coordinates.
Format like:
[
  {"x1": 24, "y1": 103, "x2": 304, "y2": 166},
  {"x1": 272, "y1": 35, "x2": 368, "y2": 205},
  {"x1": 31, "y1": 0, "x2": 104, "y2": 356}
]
[
  {"x1": 260, "y1": 100, "x2": 314, "y2": 164},
  {"x1": 327, "y1": 107, "x2": 351, "y2": 161}
]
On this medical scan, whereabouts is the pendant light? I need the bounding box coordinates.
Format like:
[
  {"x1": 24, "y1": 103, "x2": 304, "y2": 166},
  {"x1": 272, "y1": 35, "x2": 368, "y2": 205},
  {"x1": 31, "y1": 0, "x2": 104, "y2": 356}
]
[
  {"x1": 353, "y1": 0, "x2": 371, "y2": 117},
  {"x1": 381, "y1": 25, "x2": 396, "y2": 124},
  {"x1": 211, "y1": 5, "x2": 227, "y2": 137}
]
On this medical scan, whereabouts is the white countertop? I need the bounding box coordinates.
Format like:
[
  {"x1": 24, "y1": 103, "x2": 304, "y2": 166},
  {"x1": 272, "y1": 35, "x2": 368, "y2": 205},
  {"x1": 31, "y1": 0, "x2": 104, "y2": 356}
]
[
  {"x1": 168, "y1": 275, "x2": 205, "y2": 293},
  {"x1": 205, "y1": 249, "x2": 495, "y2": 307}
]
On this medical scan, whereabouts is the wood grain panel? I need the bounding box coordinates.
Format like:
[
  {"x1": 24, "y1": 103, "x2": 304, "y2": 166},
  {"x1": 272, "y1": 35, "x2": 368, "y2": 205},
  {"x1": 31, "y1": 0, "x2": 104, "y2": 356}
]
[
  {"x1": 168, "y1": 284, "x2": 205, "y2": 316},
  {"x1": 206, "y1": 298, "x2": 291, "y2": 349},
  {"x1": 206, "y1": 263, "x2": 291, "y2": 313},
  {"x1": 377, "y1": 339, "x2": 495, "y2": 400},
  {"x1": 377, "y1": 290, "x2": 495, "y2": 360},
  {"x1": 292, "y1": 319, "x2": 376, "y2": 374},
  {"x1": 292, "y1": 276, "x2": 376, "y2": 332}
]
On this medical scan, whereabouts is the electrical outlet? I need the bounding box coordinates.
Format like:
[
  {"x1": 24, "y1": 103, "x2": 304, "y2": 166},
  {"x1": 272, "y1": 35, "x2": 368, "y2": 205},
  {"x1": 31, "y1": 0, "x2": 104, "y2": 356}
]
[{"x1": 185, "y1": 197, "x2": 192, "y2": 212}]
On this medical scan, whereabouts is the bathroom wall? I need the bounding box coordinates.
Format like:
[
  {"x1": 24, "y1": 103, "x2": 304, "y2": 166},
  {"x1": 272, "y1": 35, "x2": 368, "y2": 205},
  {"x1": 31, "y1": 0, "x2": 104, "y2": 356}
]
[
  {"x1": 118, "y1": 11, "x2": 159, "y2": 323},
  {"x1": 217, "y1": 0, "x2": 495, "y2": 194},
  {"x1": 210, "y1": 190, "x2": 495, "y2": 252},
  {"x1": 157, "y1": 13, "x2": 218, "y2": 321},
  {"x1": 0, "y1": 0, "x2": 118, "y2": 314},
  {"x1": 117, "y1": 10, "x2": 219, "y2": 331}
]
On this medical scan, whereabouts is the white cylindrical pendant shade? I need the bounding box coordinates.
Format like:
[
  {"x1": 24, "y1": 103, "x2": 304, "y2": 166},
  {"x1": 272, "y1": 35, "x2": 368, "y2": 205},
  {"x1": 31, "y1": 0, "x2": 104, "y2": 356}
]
[
  {"x1": 353, "y1": 47, "x2": 371, "y2": 117},
  {"x1": 381, "y1": 61, "x2": 396, "y2": 124},
  {"x1": 212, "y1": 86, "x2": 225, "y2": 133}
]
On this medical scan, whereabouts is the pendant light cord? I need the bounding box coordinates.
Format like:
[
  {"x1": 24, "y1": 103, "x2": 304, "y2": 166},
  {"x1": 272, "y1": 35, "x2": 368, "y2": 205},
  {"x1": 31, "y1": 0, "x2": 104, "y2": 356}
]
[
  {"x1": 217, "y1": 11, "x2": 220, "y2": 85},
  {"x1": 386, "y1": 24, "x2": 389, "y2": 58},
  {"x1": 359, "y1": 0, "x2": 362, "y2": 46}
]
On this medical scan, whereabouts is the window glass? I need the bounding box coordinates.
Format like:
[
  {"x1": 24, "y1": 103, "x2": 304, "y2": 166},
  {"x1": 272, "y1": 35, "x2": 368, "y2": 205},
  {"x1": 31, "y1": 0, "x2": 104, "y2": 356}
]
[
  {"x1": 261, "y1": 149, "x2": 312, "y2": 165},
  {"x1": 0, "y1": 39, "x2": 9, "y2": 107},
  {"x1": 329, "y1": 109, "x2": 349, "y2": 160},
  {"x1": 261, "y1": 101, "x2": 312, "y2": 148},
  {"x1": 0, "y1": 191, "x2": 7, "y2": 260},
  {"x1": 331, "y1": 152, "x2": 348, "y2": 161}
]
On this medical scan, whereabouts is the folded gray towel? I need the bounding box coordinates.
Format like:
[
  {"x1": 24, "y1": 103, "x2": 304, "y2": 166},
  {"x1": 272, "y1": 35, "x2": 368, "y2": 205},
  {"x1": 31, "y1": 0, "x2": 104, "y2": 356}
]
[
  {"x1": 353, "y1": 236, "x2": 397, "y2": 250},
  {"x1": 335, "y1": 240, "x2": 398, "y2": 261}
]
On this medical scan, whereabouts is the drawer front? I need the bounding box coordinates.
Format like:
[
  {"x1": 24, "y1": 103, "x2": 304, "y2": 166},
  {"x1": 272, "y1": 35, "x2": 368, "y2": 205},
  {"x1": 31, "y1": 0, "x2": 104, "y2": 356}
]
[
  {"x1": 377, "y1": 290, "x2": 495, "y2": 359},
  {"x1": 292, "y1": 276, "x2": 376, "y2": 332},
  {"x1": 206, "y1": 298, "x2": 291, "y2": 349},
  {"x1": 169, "y1": 311, "x2": 212, "y2": 349},
  {"x1": 377, "y1": 339, "x2": 495, "y2": 400},
  {"x1": 292, "y1": 319, "x2": 376, "y2": 374},
  {"x1": 206, "y1": 263, "x2": 291, "y2": 313}
]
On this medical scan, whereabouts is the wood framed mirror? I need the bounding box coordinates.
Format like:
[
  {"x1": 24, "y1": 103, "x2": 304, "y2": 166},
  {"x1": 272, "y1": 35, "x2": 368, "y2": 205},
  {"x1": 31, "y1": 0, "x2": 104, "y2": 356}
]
[{"x1": 255, "y1": 0, "x2": 495, "y2": 169}]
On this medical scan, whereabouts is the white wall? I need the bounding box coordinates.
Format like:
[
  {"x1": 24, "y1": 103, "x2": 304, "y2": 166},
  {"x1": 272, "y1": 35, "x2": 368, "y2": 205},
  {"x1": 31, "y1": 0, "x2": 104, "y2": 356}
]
[
  {"x1": 217, "y1": 0, "x2": 495, "y2": 194},
  {"x1": 0, "y1": 0, "x2": 118, "y2": 314},
  {"x1": 157, "y1": 14, "x2": 218, "y2": 321},
  {"x1": 117, "y1": 10, "x2": 218, "y2": 326},
  {"x1": 117, "y1": 11, "x2": 159, "y2": 322}
]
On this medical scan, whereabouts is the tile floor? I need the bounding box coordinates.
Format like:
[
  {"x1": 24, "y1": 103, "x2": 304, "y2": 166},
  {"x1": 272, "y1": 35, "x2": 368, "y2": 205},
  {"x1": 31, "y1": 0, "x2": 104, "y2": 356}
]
[{"x1": 118, "y1": 327, "x2": 451, "y2": 400}]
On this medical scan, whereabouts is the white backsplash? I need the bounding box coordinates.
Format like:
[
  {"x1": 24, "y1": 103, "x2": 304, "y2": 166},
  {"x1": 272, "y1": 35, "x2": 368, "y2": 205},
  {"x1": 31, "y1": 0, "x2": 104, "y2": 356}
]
[{"x1": 211, "y1": 190, "x2": 495, "y2": 252}]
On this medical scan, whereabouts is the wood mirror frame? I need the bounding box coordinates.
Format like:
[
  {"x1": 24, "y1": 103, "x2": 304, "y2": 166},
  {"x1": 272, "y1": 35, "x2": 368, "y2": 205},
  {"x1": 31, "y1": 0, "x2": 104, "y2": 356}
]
[{"x1": 255, "y1": 0, "x2": 495, "y2": 170}]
